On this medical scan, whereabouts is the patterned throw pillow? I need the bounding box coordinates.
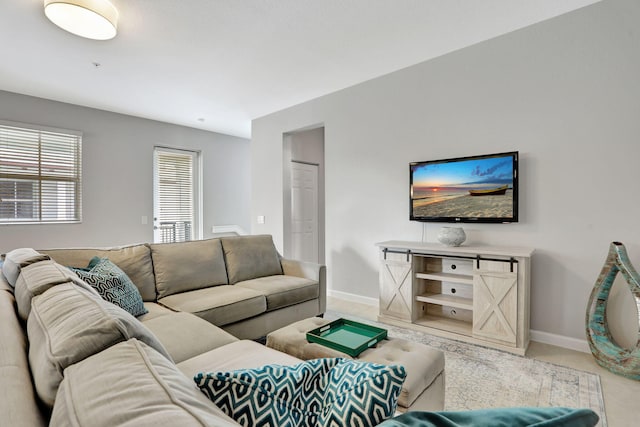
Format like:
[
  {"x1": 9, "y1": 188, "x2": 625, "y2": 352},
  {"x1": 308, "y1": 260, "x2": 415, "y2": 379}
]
[
  {"x1": 194, "y1": 358, "x2": 406, "y2": 427},
  {"x1": 71, "y1": 257, "x2": 148, "y2": 317},
  {"x1": 376, "y1": 407, "x2": 600, "y2": 427}
]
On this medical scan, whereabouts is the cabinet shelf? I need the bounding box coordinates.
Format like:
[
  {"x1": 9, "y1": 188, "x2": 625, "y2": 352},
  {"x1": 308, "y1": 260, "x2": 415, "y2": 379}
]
[
  {"x1": 415, "y1": 272, "x2": 473, "y2": 285},
  {"x1": 416, "y1": 293, "x2": 473, "y2": 311},
  {"x1": 414, "y1": 314, "x2": 473, "y2": 336}
]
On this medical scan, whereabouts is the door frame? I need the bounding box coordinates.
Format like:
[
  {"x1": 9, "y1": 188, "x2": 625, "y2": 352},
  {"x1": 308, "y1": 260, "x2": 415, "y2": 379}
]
[
  {"x1": 153, "y1": 146, "x2": 203, "y2": 243},
  {"x1": 282, "y1": 128, "x2": 325, "y2": 264}
]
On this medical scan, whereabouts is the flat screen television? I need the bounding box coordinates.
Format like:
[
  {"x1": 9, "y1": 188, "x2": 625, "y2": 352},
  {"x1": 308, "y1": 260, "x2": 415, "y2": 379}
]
[{"x1": 410, "y1": 151, "x2": 518, "y2": 223}]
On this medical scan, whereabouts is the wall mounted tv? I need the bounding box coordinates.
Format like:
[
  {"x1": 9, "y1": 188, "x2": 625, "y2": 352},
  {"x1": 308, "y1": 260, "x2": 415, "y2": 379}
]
[{"x1": 410, "y1": 151, "x2": 518, "y2": 223}]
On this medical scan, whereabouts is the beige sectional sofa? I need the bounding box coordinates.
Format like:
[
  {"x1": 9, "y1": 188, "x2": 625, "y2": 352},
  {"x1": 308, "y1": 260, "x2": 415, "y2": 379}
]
[
  {"x1": 0, "y1": 235, "x2": 325, "y2": 425},
  {"x1": 40, "y1": 234, "x2": 326, "y2": 340}
]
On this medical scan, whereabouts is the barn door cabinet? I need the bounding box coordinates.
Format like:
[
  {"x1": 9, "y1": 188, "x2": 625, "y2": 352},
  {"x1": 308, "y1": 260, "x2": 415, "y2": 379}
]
[{"x1": 377, "y1": 241, "x2": 534, "y2": 355}]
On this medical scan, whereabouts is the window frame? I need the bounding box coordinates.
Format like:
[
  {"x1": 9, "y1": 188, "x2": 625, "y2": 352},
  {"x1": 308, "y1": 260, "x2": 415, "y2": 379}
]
[{"x1": 0, "y1": 120, "x2": 82, "y2": 225}]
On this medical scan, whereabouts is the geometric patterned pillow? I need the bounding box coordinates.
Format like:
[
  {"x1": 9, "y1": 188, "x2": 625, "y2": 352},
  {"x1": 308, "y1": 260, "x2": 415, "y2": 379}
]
[
  {"x1": 320, "y1": 358, "x2": 405, "y2": 426},
  {"x1": 194, "y1": 358, "x2": 405, "y2": 427},
  {"x1": 71, "y1": 257, "x2": 148, "y2": 317},
  {"x1": 376, "y1": 407, "x2": 600, "y2": 427}
]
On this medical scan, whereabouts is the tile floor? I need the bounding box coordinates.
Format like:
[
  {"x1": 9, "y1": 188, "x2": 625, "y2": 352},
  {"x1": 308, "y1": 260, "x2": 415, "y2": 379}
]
[{"x1": 327, "y1": 296, "x2": 639, "y2": 427}]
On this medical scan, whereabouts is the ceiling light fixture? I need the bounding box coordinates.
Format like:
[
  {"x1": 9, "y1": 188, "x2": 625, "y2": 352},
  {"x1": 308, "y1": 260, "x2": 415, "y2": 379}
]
[{"x1": 44, "y1": 0, "x2": 119, "y2": 40}]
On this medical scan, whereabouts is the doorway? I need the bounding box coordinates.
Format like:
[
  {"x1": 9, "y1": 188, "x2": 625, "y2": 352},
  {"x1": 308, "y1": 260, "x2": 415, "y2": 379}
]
[
  {"x1": 283, "y1": 127, "x2": 325, "y2": 264},
  {"x1": 153, "y1": 146, "x2": 202, "y2": 243}
]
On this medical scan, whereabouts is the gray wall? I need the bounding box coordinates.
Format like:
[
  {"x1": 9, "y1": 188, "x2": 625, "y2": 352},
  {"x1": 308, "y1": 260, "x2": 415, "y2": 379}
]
[
  {"x1": 0, "y1": 90, "x2": 250, "y2": 252},
  {"x1": 251, "y1": 0, "x2": 640, "y2": 343}
]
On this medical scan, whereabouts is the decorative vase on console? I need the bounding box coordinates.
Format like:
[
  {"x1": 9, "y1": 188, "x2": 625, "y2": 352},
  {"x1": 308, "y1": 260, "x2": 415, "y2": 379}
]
[{"x1": 437, "y1": 227, "x2": 466, "y2": 247}]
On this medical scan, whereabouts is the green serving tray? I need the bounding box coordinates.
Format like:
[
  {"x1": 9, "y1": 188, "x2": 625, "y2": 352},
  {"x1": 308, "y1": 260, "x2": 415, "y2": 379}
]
[{"x1": 306, "y1": 318, "x2": 387, "y2": 357}]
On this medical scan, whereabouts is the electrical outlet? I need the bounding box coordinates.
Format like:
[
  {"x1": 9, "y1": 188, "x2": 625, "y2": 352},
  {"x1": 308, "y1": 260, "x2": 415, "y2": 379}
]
[{"x1": 257, "y1": 215, "x2": 265, "y2": 224}]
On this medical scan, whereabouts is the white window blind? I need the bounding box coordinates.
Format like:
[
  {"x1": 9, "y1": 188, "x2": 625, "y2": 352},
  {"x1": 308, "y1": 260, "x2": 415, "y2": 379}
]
[
  {"x1": 0, "y1": 122, "x2": 82, "y2": 224},
  {"x1": 154, "y1": 148, "x2": 195, "y2": 243}
]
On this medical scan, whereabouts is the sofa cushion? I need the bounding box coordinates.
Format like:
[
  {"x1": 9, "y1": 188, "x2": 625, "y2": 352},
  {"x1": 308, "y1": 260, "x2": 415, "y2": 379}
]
[
  {"x1": 195, "y1": 358, "x2": 406, "y2": 427},
  {"x1": 235, "y1": 275, "x2": 319, "y2": 311},
  {"x1": 138, "y1": 301, "x2": 176, "y2": 321},
  {"x1": 71, "y1": 257, "x2": 148, "y2": 317},
  {"x1": 41, "y1": 244, "x2": 157, "y2": 302},
  {"x1": 221, "y1": 235, "x2": 283, "y2": 284},
  {"x1": 14, "y1": 260, "x2": 98, "y2": 321},
  {"x1": 50, "y1": 339, "x2": 238, "y2": 427},
  {"x1": 142, "y1": 312, "x2": 238, "y2": 363},
  {"x1": 0, "y1": 291, "x2": 46, "y2": 427},
  {"x1": 150, "y1": 238, "x2": 229, "y2": 299},
  {"x1": 177, "y1": 340, "x2": 301, "y2": 379},
  {"x1": 27, "y1": 283, "x2": 171, "y2": 408},
  {"x1": 159, "y1": 285, "x2": 266, "y2": 327},
  {"x1": 1, "y1": 248, "x2": 50, "y2": 287}
]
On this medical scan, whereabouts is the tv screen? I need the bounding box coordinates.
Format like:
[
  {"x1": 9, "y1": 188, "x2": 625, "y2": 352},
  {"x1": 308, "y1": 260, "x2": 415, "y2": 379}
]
[{"x1": 410, "y1": 151, "x2": 518, "y2": 223}]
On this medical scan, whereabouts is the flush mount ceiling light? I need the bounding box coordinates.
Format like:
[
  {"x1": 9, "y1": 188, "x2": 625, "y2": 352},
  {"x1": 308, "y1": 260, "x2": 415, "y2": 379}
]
[{"x1": 44, "y1": 0, "x2": 118, "y2": 40}]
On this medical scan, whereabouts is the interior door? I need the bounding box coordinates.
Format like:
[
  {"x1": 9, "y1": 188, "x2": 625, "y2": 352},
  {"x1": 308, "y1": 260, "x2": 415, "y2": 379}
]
[{"x1": 290, "y1": 161, "x2": 318, "y2": 263}]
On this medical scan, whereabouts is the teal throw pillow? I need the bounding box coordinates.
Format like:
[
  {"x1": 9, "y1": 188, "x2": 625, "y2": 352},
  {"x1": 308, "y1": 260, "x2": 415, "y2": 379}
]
[
  {"x1": 376, "y1": 407, "x2": 599, "y2": 427},
  {"x1": 195, "y1": 358, "x2": 406, "y2": 427},
  {"x1": 71, "y1": 257, "x2": 148, "y2": 317}
]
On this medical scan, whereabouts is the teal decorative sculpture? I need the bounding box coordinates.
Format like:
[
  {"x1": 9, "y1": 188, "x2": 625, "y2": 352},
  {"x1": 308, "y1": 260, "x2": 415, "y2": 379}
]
[{"x1": 586, "y1": 242, "x2": 640, "y2": 380}]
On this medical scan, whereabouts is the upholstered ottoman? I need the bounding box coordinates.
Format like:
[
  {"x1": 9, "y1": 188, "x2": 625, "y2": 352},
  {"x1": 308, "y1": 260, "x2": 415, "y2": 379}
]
[{"x1": 266, "y1": 317, "x2": 445, "y2": 412}]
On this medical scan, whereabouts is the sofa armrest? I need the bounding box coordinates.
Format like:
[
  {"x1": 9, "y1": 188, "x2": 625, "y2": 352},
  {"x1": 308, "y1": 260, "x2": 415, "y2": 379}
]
[{"x1": 280, "y1": 259, "x2": 326, "y2": 314}]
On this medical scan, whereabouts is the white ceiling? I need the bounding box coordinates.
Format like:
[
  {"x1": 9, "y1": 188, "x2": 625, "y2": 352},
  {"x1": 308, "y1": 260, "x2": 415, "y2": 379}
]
[{"x1": 1, "y1": 0, "x2": 599, "y2": 138}]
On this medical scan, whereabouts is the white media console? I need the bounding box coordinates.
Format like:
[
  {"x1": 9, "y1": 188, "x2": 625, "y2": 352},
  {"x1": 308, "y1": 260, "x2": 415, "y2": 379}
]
[{"x1": 376, "y1": 241, "x2": 534, "y2": 355}]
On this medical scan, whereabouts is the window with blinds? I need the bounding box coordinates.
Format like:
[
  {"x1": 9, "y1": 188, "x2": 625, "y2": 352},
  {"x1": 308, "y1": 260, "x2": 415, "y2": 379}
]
[
  {"x1": 153, "y1": 147, "x2": 199, "y2": 243},
  {"x1": 0, "y1": 122, "x2": 82, "y2": 224}
]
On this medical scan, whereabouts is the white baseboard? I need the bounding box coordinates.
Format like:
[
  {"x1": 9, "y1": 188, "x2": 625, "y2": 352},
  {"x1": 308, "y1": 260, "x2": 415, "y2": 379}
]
[
  {"x1": 328, "y1": 291, "x2": 591, "y2": 353},
  {"x1": 327, "y1": 289, "x2": 379, "y2": 308},
  {"x1": 530, "y1": 329, "x2": 591, "y2": 353}
]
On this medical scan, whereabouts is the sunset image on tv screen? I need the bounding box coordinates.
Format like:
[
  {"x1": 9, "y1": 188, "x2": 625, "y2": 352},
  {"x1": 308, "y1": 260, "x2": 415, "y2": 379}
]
[{"x1": 411, "y1": 154, "x2": 514, "y2": 219}]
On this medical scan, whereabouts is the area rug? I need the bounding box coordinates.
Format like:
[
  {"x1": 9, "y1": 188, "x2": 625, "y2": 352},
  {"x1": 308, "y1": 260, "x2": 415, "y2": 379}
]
[{"x1": 325, "y1": 311, "x2": 607, "y2": 426}]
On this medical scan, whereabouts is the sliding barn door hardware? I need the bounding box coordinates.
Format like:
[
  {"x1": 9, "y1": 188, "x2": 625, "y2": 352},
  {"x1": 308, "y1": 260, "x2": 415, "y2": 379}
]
[{"x1": 382, "y1": 248, "x2": 518, "y2": 269}]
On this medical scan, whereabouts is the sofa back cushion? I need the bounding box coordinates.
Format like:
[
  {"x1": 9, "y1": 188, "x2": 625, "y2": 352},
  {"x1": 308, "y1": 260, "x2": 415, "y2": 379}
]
[
  {"x1": 50, "y1": 339, "x2": 238, "y2": 427},
  {"x1": 150, "y1": 239, "x2": 229, "y2": 299},
  {"x1": 0, "y1": 290, "x2": 47, "y2": 427},
  {"x1": 221, "y1": 235, "x2": 283, "y2": 284},
  {"x1": 40, "y1": 244, "x2": 156, "y2": 301},
  {"x1": 14, "y1": 260, "x2": 98, "y2": 321},
  {"x1": 1, "y1": 248, "x2": 51, "y2": 287},
  {"x1": 27, "y1": 283, "x2": 171, "y2": 408}
]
